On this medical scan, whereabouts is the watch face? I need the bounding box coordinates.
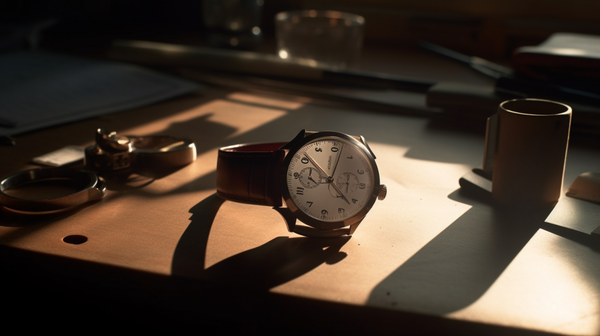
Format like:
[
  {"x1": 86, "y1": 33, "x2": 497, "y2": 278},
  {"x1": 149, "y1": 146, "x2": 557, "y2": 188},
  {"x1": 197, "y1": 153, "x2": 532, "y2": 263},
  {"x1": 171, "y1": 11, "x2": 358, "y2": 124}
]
[{"x1": 282, "y1": 133, "x2": 379, "y2": 229}]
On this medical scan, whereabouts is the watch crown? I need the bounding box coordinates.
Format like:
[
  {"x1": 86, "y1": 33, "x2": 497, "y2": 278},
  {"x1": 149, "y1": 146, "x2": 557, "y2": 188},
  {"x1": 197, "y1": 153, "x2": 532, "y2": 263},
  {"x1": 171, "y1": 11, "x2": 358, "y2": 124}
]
[{"x1": 378, "y1": 184, "x2": 387, "y2": 200}]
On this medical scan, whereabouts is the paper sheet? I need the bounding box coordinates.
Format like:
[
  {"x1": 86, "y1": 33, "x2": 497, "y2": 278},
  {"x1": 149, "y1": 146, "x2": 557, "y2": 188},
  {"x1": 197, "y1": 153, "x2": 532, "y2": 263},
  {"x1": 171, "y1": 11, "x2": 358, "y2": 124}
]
[{"x1": 0, "y1": 51, "x2": 200, "y2": 138}]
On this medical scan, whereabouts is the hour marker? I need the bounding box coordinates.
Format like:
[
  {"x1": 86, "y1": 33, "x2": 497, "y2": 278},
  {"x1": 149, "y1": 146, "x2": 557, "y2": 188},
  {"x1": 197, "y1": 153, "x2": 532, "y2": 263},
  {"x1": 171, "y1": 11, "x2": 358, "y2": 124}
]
[{"x1": 296, "y1": 187, "x2": 304, "y2": 195}]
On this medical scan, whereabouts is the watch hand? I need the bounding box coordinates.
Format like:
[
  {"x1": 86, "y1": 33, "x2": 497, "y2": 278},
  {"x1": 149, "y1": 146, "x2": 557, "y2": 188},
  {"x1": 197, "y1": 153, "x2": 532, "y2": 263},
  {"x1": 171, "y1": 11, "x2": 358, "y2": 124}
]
[
  {"x1": 345, "y1": 175, "x2": 350, "y2": 193},
  {"x1": 308, "y1": 168, "x2": 319, "y2": 185},
  {"x1": 330, "y1": 181, "x2": 351, "y2": 205},
  {"x1": 330, "y1": 143, "x2": 344, "y2": 177},
  {"x1": 304, "y1": 153, "x2": 329, "y2": 182}
]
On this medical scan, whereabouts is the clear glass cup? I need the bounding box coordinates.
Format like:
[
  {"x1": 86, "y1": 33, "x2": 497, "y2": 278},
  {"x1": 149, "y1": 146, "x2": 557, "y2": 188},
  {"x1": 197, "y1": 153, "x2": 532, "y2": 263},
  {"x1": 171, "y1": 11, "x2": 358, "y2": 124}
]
[
  {"x1": 202, "y1": 0, "x2": 264, "y2": 49},
  {"x1": 275, "y1": 10, "x2": 365, "y2": 69}
]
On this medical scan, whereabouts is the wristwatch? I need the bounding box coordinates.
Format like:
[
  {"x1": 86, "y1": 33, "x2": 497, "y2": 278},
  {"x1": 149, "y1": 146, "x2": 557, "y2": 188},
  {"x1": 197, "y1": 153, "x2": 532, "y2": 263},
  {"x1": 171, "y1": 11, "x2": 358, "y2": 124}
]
[{"x1": 216, "y1": 130, "x2": 387, "y2": 237}]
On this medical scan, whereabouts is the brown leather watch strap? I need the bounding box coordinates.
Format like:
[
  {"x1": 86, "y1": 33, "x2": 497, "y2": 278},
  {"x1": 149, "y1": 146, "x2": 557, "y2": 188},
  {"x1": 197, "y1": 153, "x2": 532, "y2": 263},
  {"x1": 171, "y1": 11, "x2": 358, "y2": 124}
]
[{"x1": 216, "y1": 142, "x2": 287, "y2": 206}]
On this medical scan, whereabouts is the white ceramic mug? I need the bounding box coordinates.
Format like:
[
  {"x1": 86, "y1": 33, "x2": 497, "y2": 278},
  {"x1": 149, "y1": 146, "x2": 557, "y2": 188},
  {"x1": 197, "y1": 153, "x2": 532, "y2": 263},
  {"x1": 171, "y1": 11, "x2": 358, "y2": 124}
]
[{"x1": 483, "y1": 98, "x2": 572, "y2": 208}]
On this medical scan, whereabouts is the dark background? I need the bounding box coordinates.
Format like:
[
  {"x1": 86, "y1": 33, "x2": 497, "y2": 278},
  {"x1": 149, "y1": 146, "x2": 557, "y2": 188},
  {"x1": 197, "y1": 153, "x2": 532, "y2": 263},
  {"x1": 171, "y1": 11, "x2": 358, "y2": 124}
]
[{"x1": 2, "y1": 0, "x2": 600, "y2": 61}]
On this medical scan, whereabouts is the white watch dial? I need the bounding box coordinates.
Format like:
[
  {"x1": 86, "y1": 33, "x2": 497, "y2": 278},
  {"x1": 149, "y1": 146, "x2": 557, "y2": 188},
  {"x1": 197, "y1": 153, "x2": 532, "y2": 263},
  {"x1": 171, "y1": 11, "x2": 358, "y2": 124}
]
[{"x1": 285, "y1": 137, "x2": 375, "y2": 222}]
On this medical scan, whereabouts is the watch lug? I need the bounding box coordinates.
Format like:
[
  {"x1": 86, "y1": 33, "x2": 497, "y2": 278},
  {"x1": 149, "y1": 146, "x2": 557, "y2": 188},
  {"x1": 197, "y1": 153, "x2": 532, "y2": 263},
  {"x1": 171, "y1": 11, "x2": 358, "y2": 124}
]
[
  {"x1": 280, "y1": 129, "x2": 307, "y2": 150},
  {"x1": 273, "y1": 207, "x2": 297, "y2": 232},
  {"x1": 348, "y1": 219, "x2": 363, "y2": 235}
]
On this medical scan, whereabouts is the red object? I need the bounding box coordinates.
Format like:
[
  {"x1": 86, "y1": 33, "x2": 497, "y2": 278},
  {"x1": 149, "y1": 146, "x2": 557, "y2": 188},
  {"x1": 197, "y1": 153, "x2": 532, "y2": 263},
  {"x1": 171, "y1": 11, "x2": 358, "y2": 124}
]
[{"x1": 513, "y1": 32, "x2": 600, "y2": 80}]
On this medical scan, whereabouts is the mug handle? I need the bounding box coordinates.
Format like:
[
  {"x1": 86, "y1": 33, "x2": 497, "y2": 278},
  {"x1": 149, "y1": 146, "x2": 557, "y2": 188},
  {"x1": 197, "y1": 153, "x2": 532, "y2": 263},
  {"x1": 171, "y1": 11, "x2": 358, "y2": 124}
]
[{"x1": 482, "y1": 113, "x2": 498, "y2": 179}]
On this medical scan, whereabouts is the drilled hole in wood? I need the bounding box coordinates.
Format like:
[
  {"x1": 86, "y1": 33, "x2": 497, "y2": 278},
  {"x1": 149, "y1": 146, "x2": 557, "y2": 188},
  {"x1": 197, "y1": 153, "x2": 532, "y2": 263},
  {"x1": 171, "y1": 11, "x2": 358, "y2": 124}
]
[{"x1": 63, "y1": 235, "x2": 88, "y2": 245}]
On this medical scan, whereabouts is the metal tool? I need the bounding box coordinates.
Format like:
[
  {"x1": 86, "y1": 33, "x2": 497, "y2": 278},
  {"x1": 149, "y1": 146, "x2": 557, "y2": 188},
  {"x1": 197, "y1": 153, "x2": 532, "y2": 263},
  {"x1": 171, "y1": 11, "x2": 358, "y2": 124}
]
[
  {"x1": 84, "y1": 128, "x2": 197, "y2": 173},
  {"x1": 418, "y1": 40, "x2": 600, "y2": 107}
]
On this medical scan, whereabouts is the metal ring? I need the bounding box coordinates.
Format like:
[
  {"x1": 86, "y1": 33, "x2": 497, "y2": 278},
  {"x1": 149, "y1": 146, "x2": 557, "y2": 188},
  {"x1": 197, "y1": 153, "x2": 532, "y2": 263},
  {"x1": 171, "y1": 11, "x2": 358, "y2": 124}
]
[
  {"x1": 130, "y1": 135, "x2": 197, "y2": 169},
  {"x1": 0, "y1": 167, "x2": 106, "y2": 212}
]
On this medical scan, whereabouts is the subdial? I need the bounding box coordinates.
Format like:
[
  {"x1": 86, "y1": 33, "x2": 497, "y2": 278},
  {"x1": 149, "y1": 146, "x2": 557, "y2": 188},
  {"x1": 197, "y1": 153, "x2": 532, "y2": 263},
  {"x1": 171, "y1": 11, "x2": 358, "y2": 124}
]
[
  {"x1": 336, "y1": 172, "x2": 359, "y2": 194},
  {"x1": 298, "y1": 167, "x2": 323, "y2": 189}
]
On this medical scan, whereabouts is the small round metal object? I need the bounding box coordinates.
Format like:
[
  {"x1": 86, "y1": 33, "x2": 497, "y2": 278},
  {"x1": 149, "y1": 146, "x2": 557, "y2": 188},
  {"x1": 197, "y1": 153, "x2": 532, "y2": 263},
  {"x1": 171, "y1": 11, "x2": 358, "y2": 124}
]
[
  {"x1": 84, "y1": 129, "x2": 197, "y2": 173},
  {"x1": 0, "y1": 167, "x2": 106, "y2": 212}
]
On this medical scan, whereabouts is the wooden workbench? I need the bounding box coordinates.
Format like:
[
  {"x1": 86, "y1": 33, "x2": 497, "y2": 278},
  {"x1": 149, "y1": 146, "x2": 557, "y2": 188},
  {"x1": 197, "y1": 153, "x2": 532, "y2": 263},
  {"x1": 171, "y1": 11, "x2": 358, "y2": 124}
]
[{"x1": 1, "y1": 46, "x2": 600, "y2": 335}]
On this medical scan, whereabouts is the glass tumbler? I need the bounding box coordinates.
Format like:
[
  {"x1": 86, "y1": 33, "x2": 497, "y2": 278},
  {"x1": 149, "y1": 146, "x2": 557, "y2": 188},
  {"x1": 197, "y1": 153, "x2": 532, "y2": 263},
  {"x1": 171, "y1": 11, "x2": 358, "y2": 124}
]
[
  {"x1": 275, "y1": 10, "x2": 365, "y2": 69},
  {"x1": 203, "y1": 0, "x2": 264, "y2": 49}
]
